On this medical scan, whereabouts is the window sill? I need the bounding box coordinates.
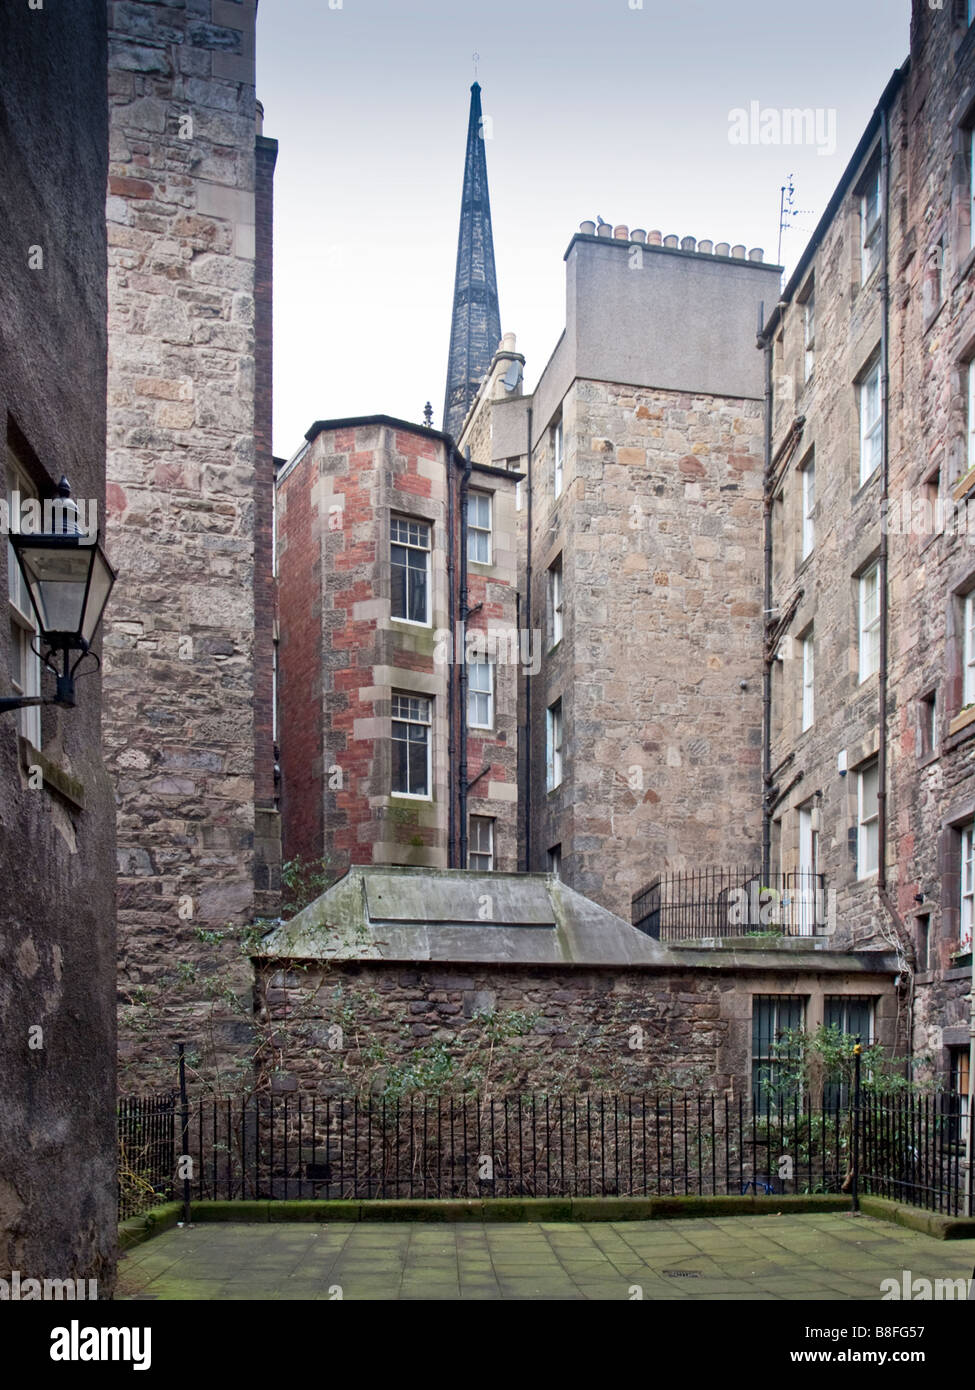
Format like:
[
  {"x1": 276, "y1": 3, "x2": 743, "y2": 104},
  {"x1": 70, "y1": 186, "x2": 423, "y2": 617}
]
[
  {"x1": 388, "y1": 793, "x2": 432, "y2": 803},
  {"x1": 390, "y1": 618, "x2": 432, "y2": 629},
  {"x1": 853, "y1": 466, "x2": 880, "y2": 501},
  {"x1": 947, "y1": 705, "x2": 975, "y2": 738},
  {"x1": 923, "y1": 299, "x2": 946, "y2": 336},
  {"x1": 18, "y1": 737, "x2": 85, "y2": 810},
  {"x1": 953, "y1": 243, "x2": 975, "y2": 291},
  {"x1": 952, "y1": 466, "x2": 975, "y2": 503},
  {"x1": 945, "y1": 960, "x2": 972, "y2": 981}
]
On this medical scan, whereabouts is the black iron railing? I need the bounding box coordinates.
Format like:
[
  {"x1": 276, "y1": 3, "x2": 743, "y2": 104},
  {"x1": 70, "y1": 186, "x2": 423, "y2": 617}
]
[
  {"x1": 117, "y1": 1088, "x2": 972, "y2": 1217},
  {"x1": 118, "y1": 1091, "x2": 178, "y2": 1219},
  {"x1": 632, "y1": 867, "x2": 828, "y2": 940}
]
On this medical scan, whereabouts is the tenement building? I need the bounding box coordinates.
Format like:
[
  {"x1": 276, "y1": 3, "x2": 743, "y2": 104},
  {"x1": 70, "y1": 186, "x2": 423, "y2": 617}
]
[
  {"x1": 104, "y1": 0, "x2": 279, "y2": 1089},
  {"x1": 763, "y1": 0, "x2": 974, "y2": 1099},
  {"x1": 458, "y1": 226, "x2": 779, "y2": 920}
]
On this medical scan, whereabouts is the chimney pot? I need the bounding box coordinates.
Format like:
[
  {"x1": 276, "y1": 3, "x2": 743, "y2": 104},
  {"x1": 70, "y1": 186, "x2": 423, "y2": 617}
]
[
  {"x1": 731, "y1": 244, "x2": 746, "y2": 259},
  {"x1": 648, "y1": 230, "x2": 662, "y2": 246},
  {"x1": 663, "y1": 234, "x2": 679, "y2": 248},
  {"x1": 698, "y1": 239, "x2": 713, "y2": 254},
  {"x1": 748, "y1": 247, "x2": 764, "y2": 262},
  {"x1": 613, "y1": 224, "x2": 629, "y2": 240},
  {"x1": 630, "y1": 228, "x2": 647, "y2": 243},
  {"x1": 579, "y1": 220, "x2": 596, "y2": 236},
  {"x1": 255, "y1": 99, "x2": 265, "y2": 136},
  {"x1": 714, "y1": 242, "x2": 730, "y2": 257},
  {"x1": 680, "y1": 236, "x2": 697, "y2": 252},
  {"x1": 597, "y1": 222, "x2": 613, "y2": 237},
  {"x1": 502, "y1": 332, "x2": 516, "y2": 351}
]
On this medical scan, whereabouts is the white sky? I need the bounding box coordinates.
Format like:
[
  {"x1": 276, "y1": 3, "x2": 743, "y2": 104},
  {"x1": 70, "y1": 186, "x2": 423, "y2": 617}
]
[{"x1": 257, "y1": 0, "x2": 912, "y2": 459}]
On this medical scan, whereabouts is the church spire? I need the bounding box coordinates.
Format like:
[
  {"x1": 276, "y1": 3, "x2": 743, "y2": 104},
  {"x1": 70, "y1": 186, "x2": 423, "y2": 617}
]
[{"x1": 443, "y1": 81, "x2": 502, "y2": 439}]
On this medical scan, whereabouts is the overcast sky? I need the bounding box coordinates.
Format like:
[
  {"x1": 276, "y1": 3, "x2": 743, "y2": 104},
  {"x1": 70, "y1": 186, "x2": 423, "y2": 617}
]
[{"x1": 257, "y1": 0, "x2": 912, "y2": 459}]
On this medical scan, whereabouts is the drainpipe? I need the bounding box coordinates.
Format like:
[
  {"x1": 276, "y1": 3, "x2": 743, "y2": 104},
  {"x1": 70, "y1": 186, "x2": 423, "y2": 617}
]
[
  {"x1": 877, "y1": 105, "x2": 891, "y2": 900},
  {"x1": 969, "y1": 917, "x2": 975, "y2": 1216},
  {"x1": 874, "y1": 102, "x2": 916, "y2": 1075},
  {"x1": 524, "y1": 404, "x2": 533, "y2": 872},
  {"x1": 458, "y1": 447, "x2": 472, "y2": 868},
  {"x1": 446, "y1": 446, "x2": 456, "y2": 868},
  {"x1": 760, "y1": 303, "x2": 774, "y2": 886}
]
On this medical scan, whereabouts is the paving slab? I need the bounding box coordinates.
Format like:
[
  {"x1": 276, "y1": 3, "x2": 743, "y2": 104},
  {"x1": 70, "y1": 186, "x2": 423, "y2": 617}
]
[{"x1": 117, "y1": 1214, "x2": 975, "y2": 1301}]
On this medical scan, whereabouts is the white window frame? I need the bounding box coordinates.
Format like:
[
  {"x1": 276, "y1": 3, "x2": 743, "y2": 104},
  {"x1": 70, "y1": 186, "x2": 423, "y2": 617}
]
[
  {"x1": 391, "y1": 692, "x2": 432, "y2": 799},
  {"x1": 857, "y1": 760, "x2": 880, "y2": 879},
  {"x1": 553, "y1": 418, "x2": 564, "y2": 499},
  {"x1": 6, "y1": 454, "x2": 42, "y2": 749},
  {"x1": 802, "y1": 293, "x2": 815, "y2": 382},
  {"x1": 961, "y1": 824, "x2": 975, "y2": 954},
  {"x1": 548, "y1": 558, "x2": 563, "y2": 649},
  {"x1": 798, "y1": 805, "x2": 819, "y2": 936},
  {"x1": 858, "y1": 356, "x2": 882, "y2": 485},
  {"x1": 801, "y1": 458, "x2": 815, "y2": 560},
  {"x1": 801, "y1": 631, "x2": 814, "y2": 731},
  {"x1": 965, "y1": 592, "x2": 975, "y2": 706},
  {"x1": 546, "y1": 699, "x2": 563, "y2": 790},
  {"x1": 467, "y1": 489, "x2": 492, "y2": 565},
  {"x1": 469, "y1": 815, "x2": 494, "y2": 872},
  {"x1": 860, "y1": 162, "x2": 882, "y2": 283},
  {"x1": 859, "y1": 563, "x2": 881, "y2": 682},
  {"x1": 467, "y1": 658, "x2": 493, "y2": 730},
  {"x1": 390, "y1": 515, "x2": 431, "y2": 626}
]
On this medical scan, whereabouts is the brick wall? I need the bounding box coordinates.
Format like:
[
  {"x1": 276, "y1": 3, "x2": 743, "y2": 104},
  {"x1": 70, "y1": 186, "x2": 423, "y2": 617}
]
[{"x1": 276, "y1": 420, "x2": 521, "y2": 874}]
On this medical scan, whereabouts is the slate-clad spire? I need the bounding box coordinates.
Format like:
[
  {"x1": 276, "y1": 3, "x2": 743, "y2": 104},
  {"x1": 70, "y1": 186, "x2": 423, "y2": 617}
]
[{"x1": 443, "y1": 82, "x2": 502, "y2": 439}]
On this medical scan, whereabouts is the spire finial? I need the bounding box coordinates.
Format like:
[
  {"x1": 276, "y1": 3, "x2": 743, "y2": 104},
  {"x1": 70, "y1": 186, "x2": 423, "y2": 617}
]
[{"x1": 472, "y1": 50, "x2": 479, "y2": 82}]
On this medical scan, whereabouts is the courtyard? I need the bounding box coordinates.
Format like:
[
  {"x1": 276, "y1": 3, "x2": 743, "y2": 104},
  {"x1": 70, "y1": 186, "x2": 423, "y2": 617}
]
[{"x1": 117, "y1": 1213, "x2": 975, "y2": 1301}]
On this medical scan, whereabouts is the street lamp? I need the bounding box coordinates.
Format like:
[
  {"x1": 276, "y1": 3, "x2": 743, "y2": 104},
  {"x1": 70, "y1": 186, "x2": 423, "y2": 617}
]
[{"x1": 1, "y1": 476, "x2": 117, "y2": 713}]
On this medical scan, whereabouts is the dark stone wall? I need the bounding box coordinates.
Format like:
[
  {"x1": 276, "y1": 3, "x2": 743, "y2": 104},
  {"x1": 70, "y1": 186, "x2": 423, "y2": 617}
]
[{"x1": 0, "y1": 4, "x2": 116, "y2": 1293}]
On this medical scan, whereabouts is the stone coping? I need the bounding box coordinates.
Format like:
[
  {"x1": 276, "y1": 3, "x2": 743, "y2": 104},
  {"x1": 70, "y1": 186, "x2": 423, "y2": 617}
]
[{"x1": 119, "y1": 1195, "x2": 975, "y2": 1248}]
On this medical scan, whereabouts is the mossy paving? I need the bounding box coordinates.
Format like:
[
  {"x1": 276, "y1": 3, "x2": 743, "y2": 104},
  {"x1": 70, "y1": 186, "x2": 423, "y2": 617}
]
[{"x1": 117, "y1": 1214, "x2": 975, "y2": 1301}]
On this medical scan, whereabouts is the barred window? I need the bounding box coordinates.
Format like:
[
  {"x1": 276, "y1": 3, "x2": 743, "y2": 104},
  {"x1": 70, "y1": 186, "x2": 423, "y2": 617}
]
[
  {"x1": 390, "y1": 516, "x2": 430, "y2": 624},
  {"x1": 391, "y1": 692, "x2": 431, "y2": 797},
  {"x1": 823, "y1": 996, "x2": 874, "y2": 1108},
  {"x1": 751, "y1": 994, "x2": 804, "y2": 1107}
]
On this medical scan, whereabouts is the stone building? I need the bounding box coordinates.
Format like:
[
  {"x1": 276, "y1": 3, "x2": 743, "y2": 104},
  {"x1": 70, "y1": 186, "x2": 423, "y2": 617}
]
[
  {"x1": 104, "y1": 0, "x2": 279, "y2": 1089},
  {"x1": 275, "y1": 417, "x2": 521, "y2": 875},
  {"x1": 762, "y1": 0, "x2": 974, "y2": 1101},
  {"x1": 255, "y1": 866, "x2": 899, "y2": 1099},
  {"x1": 0, "y1": 4, "x2": 117, "y2": 1294},
  {"x1": 459, "y1": 228, "x2": 779, "y2": 921}
]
